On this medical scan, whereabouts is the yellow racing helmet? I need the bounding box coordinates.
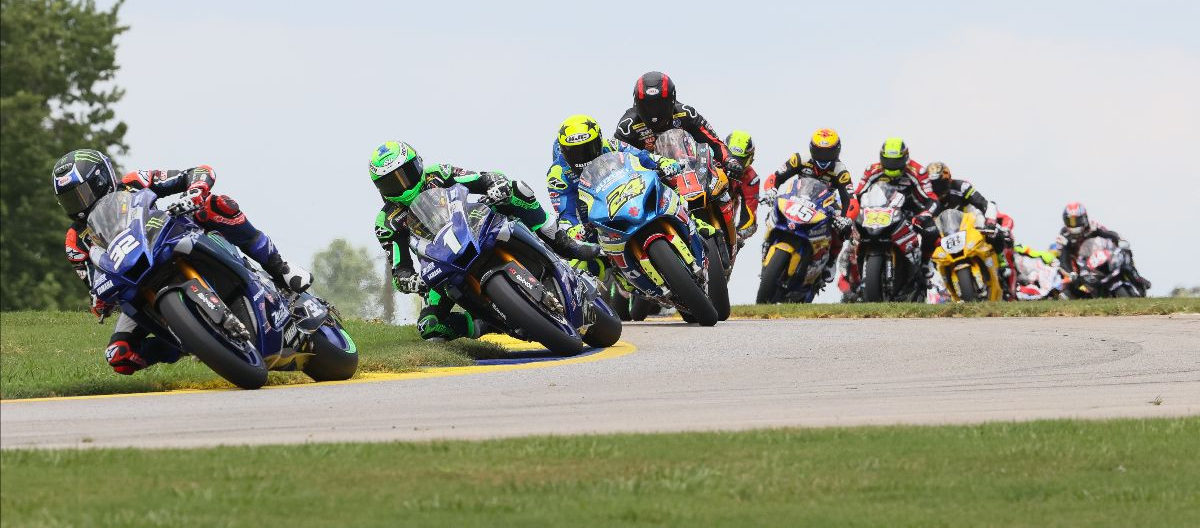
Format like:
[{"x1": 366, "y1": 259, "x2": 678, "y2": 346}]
[
  {"x1": 558, "y1": 114, "x2": 603, "y2": 170},
  {"x1": 809, "y1": 128, "x2": 841, "y2": 170},
  {"x1": 725, "y1": 130, "x2": 755, "y2": 166}
]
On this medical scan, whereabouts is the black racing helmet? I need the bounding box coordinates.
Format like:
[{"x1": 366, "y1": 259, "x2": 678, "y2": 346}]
[
  {"x1": 633, "y1": 71, "x2": 677, "y2": 133},
  {"x1": 52, "y1": 149, "x2": 117, "y2": 220}
]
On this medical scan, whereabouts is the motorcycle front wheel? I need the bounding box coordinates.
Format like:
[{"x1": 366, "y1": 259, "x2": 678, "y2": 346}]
[
  {"x1": 863, "y1": 252, "x2": 887, "y2": 302},
  {"x1": 955, "y1": 266, "x2": 981, "y2": 302},
  {"x1": 647, "y1": 239, "x2": 718, "y2": 326},
  {"x1": 158, "y1": 292, "x2": 268, "y2": 390},
  {"x1": 756, "y1": 246, "x2": 789, "y2": 304}
]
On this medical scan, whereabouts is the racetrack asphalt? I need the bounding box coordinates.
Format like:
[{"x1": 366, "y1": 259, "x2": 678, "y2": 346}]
[{"x1": 2, "y1": 315, "x2": 1197, "y2": 449}]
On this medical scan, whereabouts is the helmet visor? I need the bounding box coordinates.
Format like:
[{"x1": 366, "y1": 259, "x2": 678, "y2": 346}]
[
  {"x1": 880, "y1": 155, "x2": 907, "y2": 172},
  {"x1": 373, "y1": 161, "x2": 422, "y2": 199},
  {"x1": 57, "y1": 183, "x2": 97, "y2": 218},
  {"x1": 636, "y1": 98, "x2": 674, "y2": 131},
  {"x1": 811, "y1": 145, "x2": 840, "y2": 164},
  {"x1": 563, "y1": 139, "x2": 603, "y2": 170}
]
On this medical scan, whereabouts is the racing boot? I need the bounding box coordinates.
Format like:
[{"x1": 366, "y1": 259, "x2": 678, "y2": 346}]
[
  {"x1": 263, "y1": 252, "x2": 313, "y2": 293},
  {"x1": 538, "y1": 222, "x2": 601, "y2": 261}
]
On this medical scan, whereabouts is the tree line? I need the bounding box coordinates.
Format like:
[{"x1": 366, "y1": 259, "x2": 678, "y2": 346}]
[{"x1": 1, "y1": 1, "x2": 388, "y2": 318}]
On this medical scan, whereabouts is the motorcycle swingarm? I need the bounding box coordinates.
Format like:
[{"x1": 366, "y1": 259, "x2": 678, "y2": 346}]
[{"x1": 157, "y1": 279, "x2": 251, "y2": 339}]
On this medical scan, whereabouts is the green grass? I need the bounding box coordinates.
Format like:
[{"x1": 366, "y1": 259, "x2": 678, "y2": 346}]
[
  {"x1": 2, "y1": 418, "x2": 1196, "y2": 527},
  {"x1": 0, "y1": 311, "x2": 502, "y2": 400},
  {"x1": 732, "y1": 297, "x2": 1200, "y2": 319}
]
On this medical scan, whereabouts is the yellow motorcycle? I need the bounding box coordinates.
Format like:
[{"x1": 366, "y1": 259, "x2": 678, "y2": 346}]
[{"x1": 930, "y1": 209, "x2": 1002, "y2": 302}]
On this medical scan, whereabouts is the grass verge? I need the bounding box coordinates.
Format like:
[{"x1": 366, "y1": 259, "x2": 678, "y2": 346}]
[
  {"x1": 0, "y1": 311, "x2": 503, "y2": 400},
  {"x1": 2, "y1": 418, "x2": 1197, "y2": 527},
  {"x1": 732, "y1": 297, "x2": 1200, "y2": 319}
]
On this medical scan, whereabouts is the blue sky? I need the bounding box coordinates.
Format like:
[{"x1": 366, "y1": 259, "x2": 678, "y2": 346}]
[{"x1": 105, "y1": 0, "x2": 1199, "y2": 305}]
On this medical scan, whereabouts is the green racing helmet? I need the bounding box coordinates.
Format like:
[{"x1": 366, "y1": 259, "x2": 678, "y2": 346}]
[{"x1": 370, "y1": 141, "x2": 424, "y2": 205}]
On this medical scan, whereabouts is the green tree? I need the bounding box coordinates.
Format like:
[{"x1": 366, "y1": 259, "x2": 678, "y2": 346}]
[
  {"x1": 310, "y1": 239, "x2": 382, "y2": 318},
  {"x1": 1, "y1": 0, "x2": 128, "y2": 310}
]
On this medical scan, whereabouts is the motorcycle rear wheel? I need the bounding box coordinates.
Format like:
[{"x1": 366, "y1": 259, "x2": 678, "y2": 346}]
[
  {"x1": 583, "y1": 299, "x2": 622, "y2": 348},
  {"x1": 159, "y1": 292, "x2": 268, "y2": 390},
  {"x1": 484, "y1": 275, "x2": 583, "y2": 355},
  {"x1": 648, "y1": 239, "x2": 718, "y2": 326},
  {"x1": 302, "y1": 326, "x2": 359, "y2": 382},
  {"x1": 705, "y1": 237, "x2": 731, "y2": 320}
]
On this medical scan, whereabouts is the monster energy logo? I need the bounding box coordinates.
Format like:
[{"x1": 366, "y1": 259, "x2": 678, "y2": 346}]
[
  {"x1": 468, "y1": 208, "x2": 488, "y2": 221},
  {"x1": 146, "y1": 217, "x2": 165, "y2": 229},
  {"x1": 207, "y1": 232, "x2": 237, "y2": 255}
]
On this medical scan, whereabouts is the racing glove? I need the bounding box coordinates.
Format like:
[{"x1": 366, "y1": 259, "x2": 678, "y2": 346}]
[
  {"x1": 90, "y1": 295, "x2": 115, "y2": 320},
  {"x1": 833, "y1": 215, "x2": 853, "y2": 234},
  {"x1": 658, "y1": 158, "x2": 683, "y2": 178},
  {"x1": 392, "y1": 267, "x2": 424, "y2": 294},
  {"x1": 483, "y1": 173, "x2": 512, "y2": 205},
  {"x1": 724, "y1": 157, "x2": 745, "y2": 178}
]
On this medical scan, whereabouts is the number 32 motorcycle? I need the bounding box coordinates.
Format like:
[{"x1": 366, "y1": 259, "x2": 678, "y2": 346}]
[
  {"x1": 87, "y1": 189, "x2": 358, "y2": 390},
  {"x1": 577, "y1": 151, "x2": 720, "y2": 326}
]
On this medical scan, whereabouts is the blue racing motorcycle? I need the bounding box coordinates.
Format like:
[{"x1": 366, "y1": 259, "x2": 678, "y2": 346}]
[
  {"x1": 87, "y1": 189, "x2": 358, "y2": 389},
  {"x1": 757, "y1": 177, "x2": 842, "y2": 303},
  {"x1": 578, "y1": 151, "x2": 719, "y2": 326},
  {"x1": 408, "y1": 185, "x2": 621, "y2": 354}
]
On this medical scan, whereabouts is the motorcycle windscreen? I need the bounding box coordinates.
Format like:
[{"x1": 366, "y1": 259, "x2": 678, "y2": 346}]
[
  {"x1": 409, "y1": 185, "x2": 464, "y2": 239},
  {"x1": 858, "y1": 182, "x2": 900, "y2": 208},
  {"x1": 653, "y1": 129, "x2": 696, "y2": 160},
  {"x1": 935, "y1": 209, "x2": 965, "y2": 236},
  {"x1": 1077, "y1": 237, "x2": 1116, "y2": 270},
  {"x1": 579, "y1": 151, "x2": 628, "y2": 192},
  {"x1": 87, "y1": 191, "x2": 146, "y2": 249}
]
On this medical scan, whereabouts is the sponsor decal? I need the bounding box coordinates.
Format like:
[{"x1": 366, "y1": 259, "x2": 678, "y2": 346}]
[{"x1": 565, "y1": 132, "x2": 591, "y2": 144}]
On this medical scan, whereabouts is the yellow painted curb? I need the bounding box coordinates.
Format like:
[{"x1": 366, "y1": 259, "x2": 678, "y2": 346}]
[{"x1": 0, "y1": 340, "x2": 636, "y2": 404}]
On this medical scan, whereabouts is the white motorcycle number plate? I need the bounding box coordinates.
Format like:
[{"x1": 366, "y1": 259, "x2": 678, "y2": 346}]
[{"x1": 941, "y1": 232, "x2": 967, "y2": 253}]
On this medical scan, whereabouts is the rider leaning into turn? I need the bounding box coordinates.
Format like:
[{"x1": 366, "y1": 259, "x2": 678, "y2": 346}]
[
  {"x1": 614, "y1": 71, "x2": 754, "y2": 238},
  {"x1": 763, "y1": 128, "x2": 857, "y2": 280},
  {"x1": 371, "y1": 141, "x2": 600, "y2": 341},
  {"x1": 724, "y1": 130, "x2": 763, "y2": 240},
  {"x1": 53, "y1": 149, "x2": 311, "y2": 376},
  {"x1": 924, "y1": 161, "x2": 1017, "y2": 296},
  {"x1": 547, "y1": 114, "x2": 682, "y2": 240},
  {"x1": 1056, "y1": 202, "x2": 1151, "y2": 290}
]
